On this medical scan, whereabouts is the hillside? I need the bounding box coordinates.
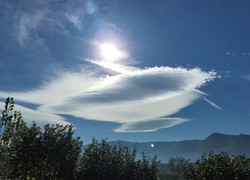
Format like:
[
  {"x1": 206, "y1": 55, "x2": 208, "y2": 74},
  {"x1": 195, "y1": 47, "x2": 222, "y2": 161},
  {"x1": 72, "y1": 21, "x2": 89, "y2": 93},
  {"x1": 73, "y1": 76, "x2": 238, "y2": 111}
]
[{"x1": 108, "y1": 133, "x2": 250, "y2": 163}]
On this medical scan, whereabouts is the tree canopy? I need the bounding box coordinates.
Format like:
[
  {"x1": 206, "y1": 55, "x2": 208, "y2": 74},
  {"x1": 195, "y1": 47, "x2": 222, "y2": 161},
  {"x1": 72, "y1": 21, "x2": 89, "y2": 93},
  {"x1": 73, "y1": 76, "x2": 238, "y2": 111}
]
[
  {"x1": 2, "y1": 97, "x2": 250, "y2": 180},
  {"x1": 183, "y1": 152, "x2": 250, "y2": 180},
  {"x1": 0, "y1": 97, "x2": 159, "y2": 180}
]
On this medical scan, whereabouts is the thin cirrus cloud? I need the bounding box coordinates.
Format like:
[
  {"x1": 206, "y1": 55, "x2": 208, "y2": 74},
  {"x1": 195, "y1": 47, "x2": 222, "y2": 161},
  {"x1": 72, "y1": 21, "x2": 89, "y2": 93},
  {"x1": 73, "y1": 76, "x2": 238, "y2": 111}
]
[
  {"x1": 65, "y1": 13, "x2": 82, "y2": 30},
  {"x1": 18, "y1": 11, "x2": 46, "y2": 45},
  {"x1": 10, "y1": 0, "x2": 89, "y2": 46},
  {"x1": 203, "y1": 97, "x2": 222, "y2": 110},
  {"x1": 241, "y1": 74, "x2": 250, "y2": 81}
]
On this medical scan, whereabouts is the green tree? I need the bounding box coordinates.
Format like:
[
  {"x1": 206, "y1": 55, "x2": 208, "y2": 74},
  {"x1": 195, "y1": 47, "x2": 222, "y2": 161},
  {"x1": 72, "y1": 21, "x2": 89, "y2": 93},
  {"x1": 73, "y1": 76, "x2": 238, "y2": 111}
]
[
  {"x1": 7, "y1": 124, "x2": 83, "y2": 179},
  {"x1": 136, "y1": 152, "x2": 159, "y2": 180},
  {"x1": 232, "y1": 155, "x2": 250, "y2": 179},
  {"x1": 38, "y1": 124, "x2": 82, "y2": 179},
  {"x1": 78, "y1": 138, "x2": 160, "y2": 180},
  {"x1": 8, "y1": 122, "x2": 41, "y2": 179},
  {"x1": 167, "y1": 156, "x2": 190, "y2": 180},
  {"x1": 157, "y1": 156, "x2": 190, "y2": 180},
  {"x1": 0, "y1": 97, "x2": 26, "y2": 178},
  {"x1": 183, "y1": 152, "x2": 250, "y2": 180},
  {"x1": 0, "y1": 97, "x2": 83, "y2": 179},
  {"x1": 1, "y1": 97, "x2": 160, "y2": 180}
]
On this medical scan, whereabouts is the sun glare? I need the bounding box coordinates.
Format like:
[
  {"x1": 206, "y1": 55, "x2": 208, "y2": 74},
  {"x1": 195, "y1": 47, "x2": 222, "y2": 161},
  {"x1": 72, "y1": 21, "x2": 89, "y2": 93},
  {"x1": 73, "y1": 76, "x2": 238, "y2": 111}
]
[{"x1": 100, "y1": 43, "x2": 124, "y2": 61}]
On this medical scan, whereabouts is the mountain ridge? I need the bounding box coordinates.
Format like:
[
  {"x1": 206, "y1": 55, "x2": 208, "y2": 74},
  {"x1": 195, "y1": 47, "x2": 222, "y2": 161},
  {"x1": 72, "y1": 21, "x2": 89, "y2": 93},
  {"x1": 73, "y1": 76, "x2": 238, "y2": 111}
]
[{"x1": 108, "y1": 133, "x2": 250, "y2": 163}]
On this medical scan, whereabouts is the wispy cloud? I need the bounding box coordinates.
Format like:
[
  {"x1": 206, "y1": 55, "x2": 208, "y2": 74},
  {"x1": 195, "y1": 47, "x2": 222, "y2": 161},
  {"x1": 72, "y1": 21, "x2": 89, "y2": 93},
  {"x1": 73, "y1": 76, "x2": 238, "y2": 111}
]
[
  {"x1": 0, "y1": 72, "x2": 98, "y2": 105},
  {"x1": 85, "y1": 0, "x2": 97, "y2": 15},
  {"x1": 0, "y1": 102, "x2": 68, "y2": 127},
  {"x1": 115, "y1": 118, "x2": 188, "y2": 132},
  {"x1": 18, "y1": 11, "x2": 46, "y2": 45},
  {"x1": 203, "y1": 97, "x2": 222, "y2": 110},
  {"x1": 2, "y1": 0, "x2": 118, "y2": 48},
  {"x1": 84, "y1": 58, "x2": 139, "y2": 74},
  {"x1": 0, "y1": 1, "x2": 218, "y2": 132},
  {"x1": 65, "y1": 13, "x2": 82, "y2": 30},
  {"x1": 225, "y1": 51, "x2": 250, "y2": 57},
  {"x1": 241, "y1": 74, "x2": 250, "y2": 81},
  {"x1": 12, "y1": 1, "x2": 89, "y2": 46}
]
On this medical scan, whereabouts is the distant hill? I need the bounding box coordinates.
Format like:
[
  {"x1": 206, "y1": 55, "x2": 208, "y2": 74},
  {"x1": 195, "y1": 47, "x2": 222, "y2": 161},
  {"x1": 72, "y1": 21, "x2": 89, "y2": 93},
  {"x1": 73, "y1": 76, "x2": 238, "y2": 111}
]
[{"x1": 107, "y1": 133, "x2": 250, "y2": 163}]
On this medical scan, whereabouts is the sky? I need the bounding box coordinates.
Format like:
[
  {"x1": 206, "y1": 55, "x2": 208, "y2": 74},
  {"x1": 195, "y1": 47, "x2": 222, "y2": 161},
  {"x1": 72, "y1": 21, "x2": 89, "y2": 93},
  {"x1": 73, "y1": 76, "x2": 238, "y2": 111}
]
[{"x1": 0, "y1": 0, "x2": 250, "y2": 144}]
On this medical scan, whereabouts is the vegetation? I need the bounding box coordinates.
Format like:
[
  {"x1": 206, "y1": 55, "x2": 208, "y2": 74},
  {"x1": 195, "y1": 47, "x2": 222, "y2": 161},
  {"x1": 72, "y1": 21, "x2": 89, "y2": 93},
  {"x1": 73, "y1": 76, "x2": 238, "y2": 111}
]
[
  {"x1": 1, "y1": 97, "x2": 250, "y2": 179},
  {"x1": 183, "y1": 152, "x2": 250, "y2": 180},
  {"x1": 158, "y1": 153, "x2": 250, "y2": 180},
  {"x1": 158, "y1": 156, "x2": 190, "y2": 180},
  {"x1": 0, "y1": 97, "x2": 159, "y2": 180},
  {"x1": 78, "y1": 139, "x2": 159, "y2": 180}
]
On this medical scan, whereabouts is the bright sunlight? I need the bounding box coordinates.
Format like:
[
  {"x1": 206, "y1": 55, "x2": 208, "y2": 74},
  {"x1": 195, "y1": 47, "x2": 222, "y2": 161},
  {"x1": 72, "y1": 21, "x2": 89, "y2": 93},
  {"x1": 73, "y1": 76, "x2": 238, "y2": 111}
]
[{"x1": 100, "y1": 43, "x2": 124, "y2": 61}]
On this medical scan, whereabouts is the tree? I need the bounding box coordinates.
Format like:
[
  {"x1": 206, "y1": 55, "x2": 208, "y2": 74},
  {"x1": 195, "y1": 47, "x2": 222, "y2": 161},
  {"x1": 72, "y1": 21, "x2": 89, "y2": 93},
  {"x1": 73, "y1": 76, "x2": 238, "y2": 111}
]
[
  {"x1": 136, "y1": 152, "x2": 159, "y2": 180},
  {"x1": 157, "y1": 156, "x2": 190, "y2": 180},
  {"x1": 167, "y1": 156, "x2": 190, "y2": 180},
  {"x1": 183, "y1": 152, "x2": 250, "y2": 180},
  {"x1": 0, "y1": 97, "x2": 83, "y2": 179},
  {"x1": 37, "y1": 124, "x2": 82, "y2": 179},
  {"x1": 0, "y1": 97, "x2": 26, "y2": 178},
  {"x1": 7, "y1": 124, "x2": 83, "y2": 179},
  {"x1": 232, "y1": 155, "x2": 250, "y2": 179},
  {"x1": 0, "y1": 97, "x2": 160, "y2": 179},
  {"x1": 78, "y1": 138, "x2": 160, "y2": 180}
]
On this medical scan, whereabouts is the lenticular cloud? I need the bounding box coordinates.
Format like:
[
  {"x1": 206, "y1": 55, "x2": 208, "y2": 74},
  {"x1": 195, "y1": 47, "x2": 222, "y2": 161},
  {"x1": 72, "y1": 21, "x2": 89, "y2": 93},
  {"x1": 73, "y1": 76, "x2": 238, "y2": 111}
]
[
  {"x1": 36, "y1": 66, "x2": 216, "y2": 132},
  {"x1": 70, "y1": 67, "x2": 215, "y2": 104}
]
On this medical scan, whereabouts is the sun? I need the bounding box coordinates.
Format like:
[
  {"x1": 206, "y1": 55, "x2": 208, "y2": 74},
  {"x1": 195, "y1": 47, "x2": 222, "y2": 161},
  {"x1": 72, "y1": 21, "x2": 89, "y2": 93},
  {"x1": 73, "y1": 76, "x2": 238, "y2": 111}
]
[{"x1": 100, "y1": 43, "x2": 124, "y2": 61}]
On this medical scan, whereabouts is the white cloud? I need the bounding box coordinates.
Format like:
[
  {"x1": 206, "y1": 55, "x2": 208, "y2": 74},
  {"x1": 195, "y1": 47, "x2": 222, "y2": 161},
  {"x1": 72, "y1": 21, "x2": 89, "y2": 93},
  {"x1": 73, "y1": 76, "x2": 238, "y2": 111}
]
[
  {"x1": 115, "y1": 118, "x2": 188, "y2": 132},
  {"x1": 0, "y1": 72, "x2": 98, "y2": 105},
  {"x1": 225, "y1": 51, "x2": 250, "y2": 57},
  {"x1": 18, "y1": 17, "x2": 29, "y2": 45},
  {"x1": 65, "y1": 13, "x2": 82, "y2": 30},
  {"x1": 40, "y1": 90, "x2": 200, "y2": 123},
  {"x1": 103, "y1": 23, "x2": 122, "y2": 32},
  {"x1": 84, "y1": 58, "x2": 139, "y2": 74},
  {"x1": 241, "y1": 74, "x2": 250, "y2": 81},
  {"x1": 18, "y1": 11, "x2": 45, "y2": 45},
  {"x1": 15, "y1": 1, "x2": 86, "y2": 46},
  {"x1": 85, "y1": 0, "x2": 96, "y2": 15},
  {"x1": 242, "y1": 52, "x2": 250, "y2": 56},
  {"x1": 0, "y1": 63, "x2": 217, "y2": 132},
  {"x1": 203, "y1": 97, "x2": 222, "y2": 110},
  {"x1": 0, "y1": 102, "x2": 68, "y2": 127},
  {"x1": 68, "y1": 66, "x2": 214, "y2": 106}
]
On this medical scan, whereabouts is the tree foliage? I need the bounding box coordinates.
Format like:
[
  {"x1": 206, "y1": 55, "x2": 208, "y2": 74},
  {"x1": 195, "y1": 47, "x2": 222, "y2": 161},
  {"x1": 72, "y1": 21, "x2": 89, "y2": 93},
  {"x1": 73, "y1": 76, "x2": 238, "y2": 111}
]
[
  {"x1": 0, "y1": 97, "x2": 160, "y2": 180},
  {"x1": 167, "y1": 156, "x2": 190, "y2": 180},
  {"x1": 4, "y1": 97, "x2": 250, "y2": 180},
  {"x1": 0, "y1": 97, "x2": 82, "y2": 179},
  {"x1": 77, "y1": 138, "x2": 159, "y2": 180},
  {"x1": 183, "y1": 152, "x2": 250, "y2": 180},
  {"x1": 158, "y1": 156, "x2": 190, "y2": 180}
]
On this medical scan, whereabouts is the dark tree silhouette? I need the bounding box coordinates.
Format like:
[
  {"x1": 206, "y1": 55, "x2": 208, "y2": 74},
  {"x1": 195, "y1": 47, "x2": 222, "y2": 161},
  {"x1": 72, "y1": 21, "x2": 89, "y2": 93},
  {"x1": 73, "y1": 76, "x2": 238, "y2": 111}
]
[{"x1": 0, "y1": 97, "x2": 160, "y2": 180}]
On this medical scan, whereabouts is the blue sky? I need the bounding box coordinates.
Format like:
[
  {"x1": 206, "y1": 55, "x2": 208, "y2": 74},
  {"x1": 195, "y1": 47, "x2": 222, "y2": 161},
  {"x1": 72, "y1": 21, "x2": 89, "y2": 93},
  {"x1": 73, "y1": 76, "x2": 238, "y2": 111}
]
[{"x1": 1, "y1": 0, "x2": 250, "y2": 144}]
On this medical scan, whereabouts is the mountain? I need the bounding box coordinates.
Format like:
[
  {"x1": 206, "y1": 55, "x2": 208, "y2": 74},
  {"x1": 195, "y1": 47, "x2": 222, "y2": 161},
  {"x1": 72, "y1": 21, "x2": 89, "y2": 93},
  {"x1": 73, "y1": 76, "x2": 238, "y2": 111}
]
[{"x1": 108, "y1": 133, "x2": 250, "y2": 163}]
